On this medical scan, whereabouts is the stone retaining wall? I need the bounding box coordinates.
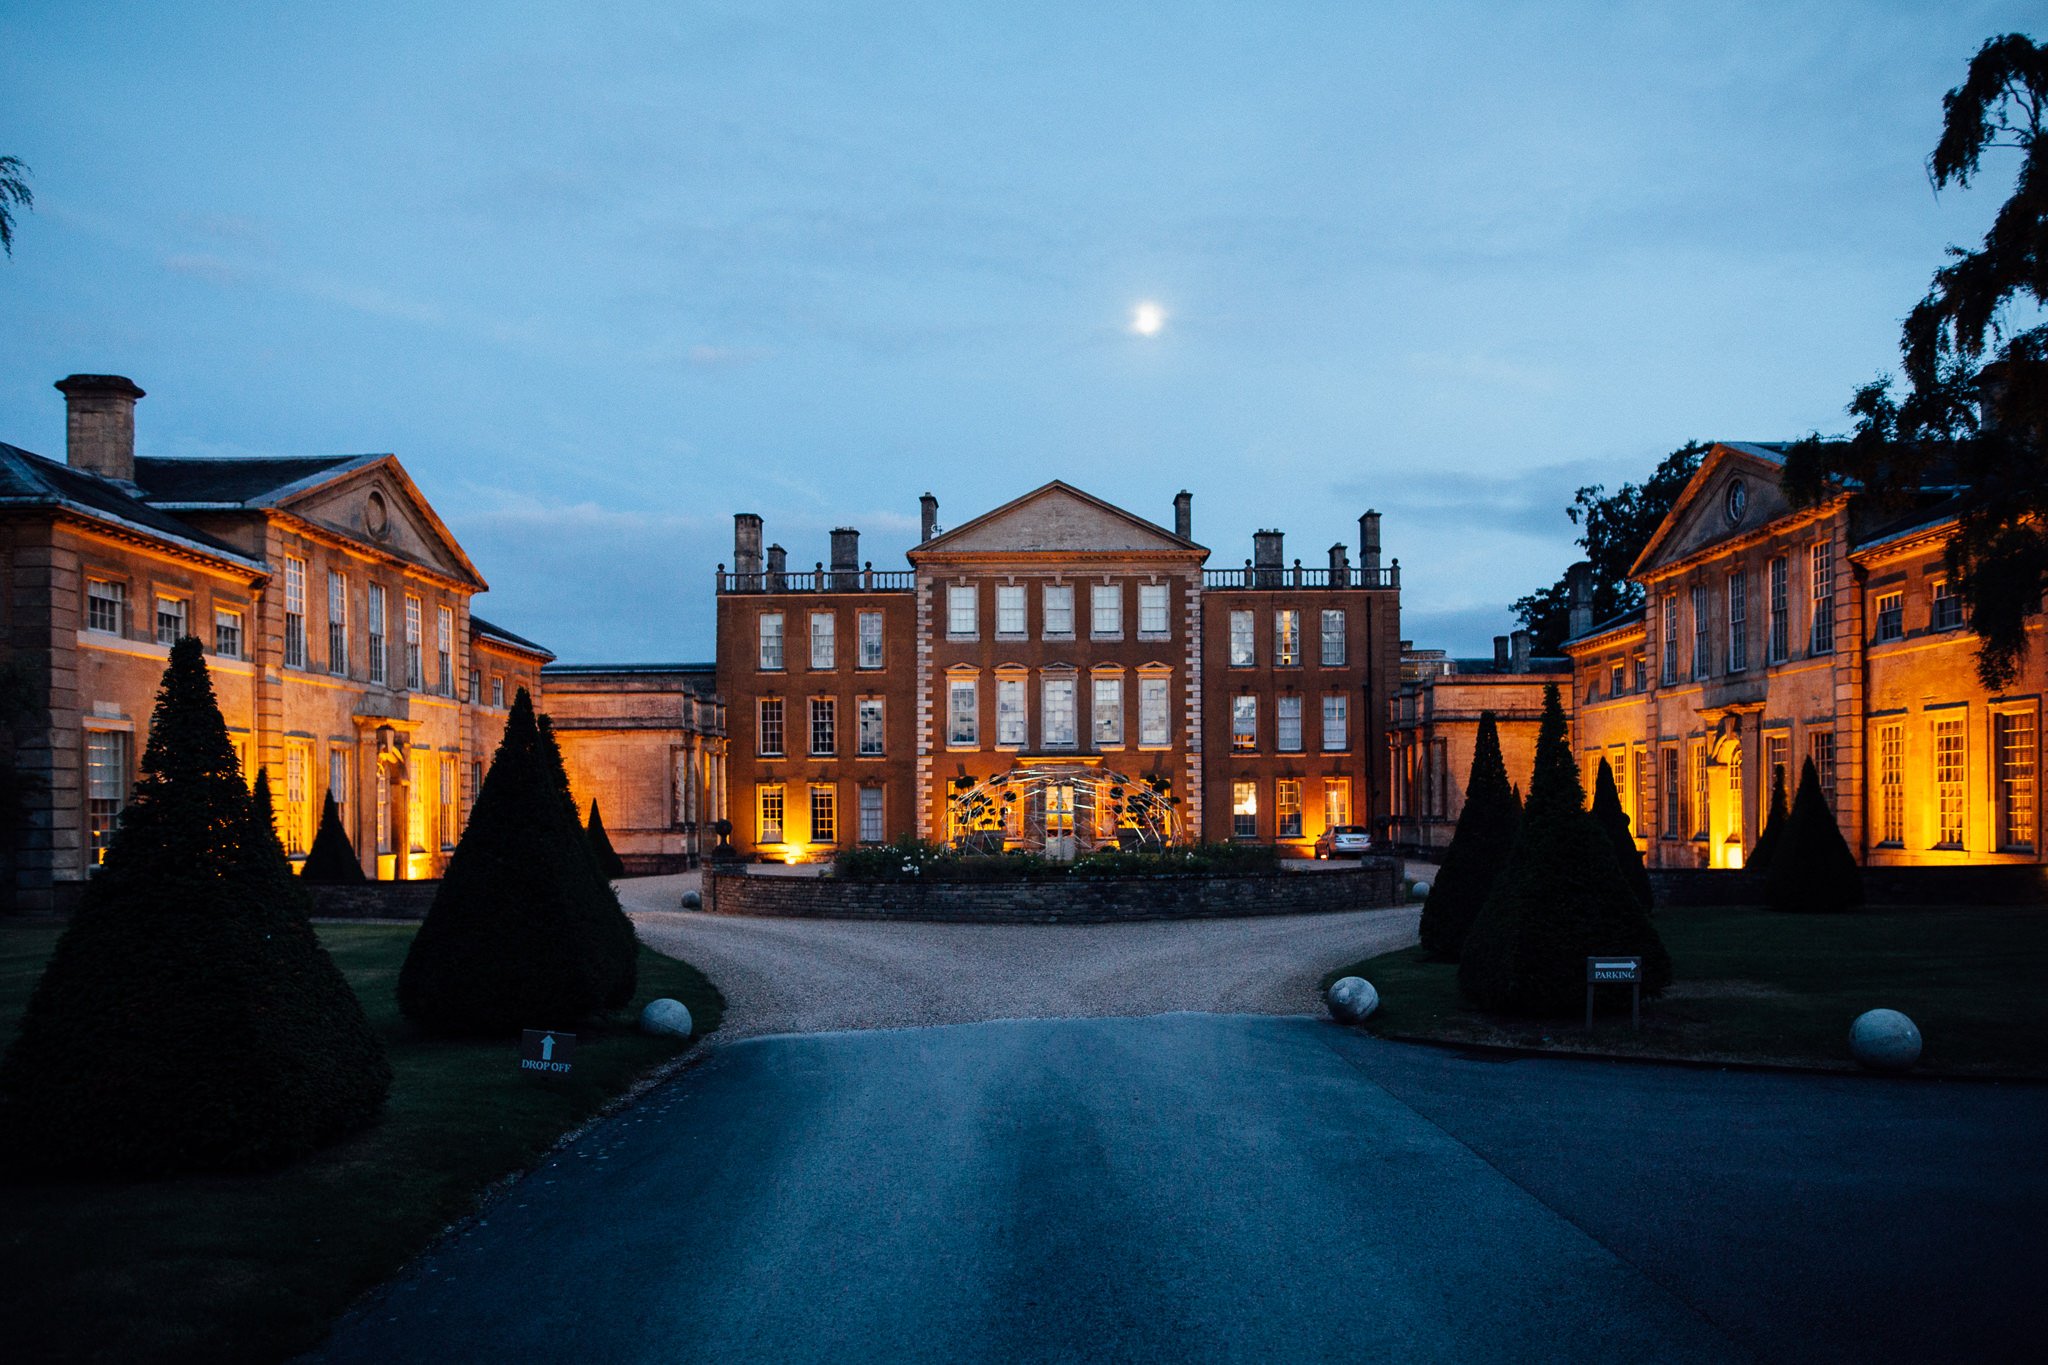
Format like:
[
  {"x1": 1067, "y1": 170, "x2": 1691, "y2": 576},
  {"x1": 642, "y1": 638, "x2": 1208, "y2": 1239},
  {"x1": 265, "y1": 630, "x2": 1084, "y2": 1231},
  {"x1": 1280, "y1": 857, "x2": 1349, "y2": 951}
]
[
  {"x1": 1650, "y1": 864, "x2": 2046, "y2": 908},
  {"x1": 703, "y1": 859, "x2": 1403, "y2": 923}
]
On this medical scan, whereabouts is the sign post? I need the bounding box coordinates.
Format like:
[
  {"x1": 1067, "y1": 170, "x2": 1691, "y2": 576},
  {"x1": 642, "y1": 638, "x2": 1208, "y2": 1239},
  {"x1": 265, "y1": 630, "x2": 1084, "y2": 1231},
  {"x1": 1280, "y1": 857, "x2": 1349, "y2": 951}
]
[
  {"x1": 519, "y1": 1029, "x2": 576, "y2": 1076},
  {"x1": 1585, "y1": 956, "x2": 1642, "y2": 1030}
]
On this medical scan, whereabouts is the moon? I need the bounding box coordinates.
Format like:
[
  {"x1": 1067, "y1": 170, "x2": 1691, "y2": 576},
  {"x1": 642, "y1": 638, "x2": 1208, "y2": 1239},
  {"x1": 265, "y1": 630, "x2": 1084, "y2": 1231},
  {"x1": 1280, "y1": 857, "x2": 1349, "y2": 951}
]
[{"x1": 1130, "y1": 301, "x2": 1166, "y2": 337}]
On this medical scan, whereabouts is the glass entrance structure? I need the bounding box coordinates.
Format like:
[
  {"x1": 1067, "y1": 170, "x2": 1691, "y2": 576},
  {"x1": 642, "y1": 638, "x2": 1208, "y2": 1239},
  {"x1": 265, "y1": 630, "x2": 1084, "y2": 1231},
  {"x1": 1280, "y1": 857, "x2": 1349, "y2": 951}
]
[{"x1": 945, "y1": 762, "x2": 1180, "y2": 860}]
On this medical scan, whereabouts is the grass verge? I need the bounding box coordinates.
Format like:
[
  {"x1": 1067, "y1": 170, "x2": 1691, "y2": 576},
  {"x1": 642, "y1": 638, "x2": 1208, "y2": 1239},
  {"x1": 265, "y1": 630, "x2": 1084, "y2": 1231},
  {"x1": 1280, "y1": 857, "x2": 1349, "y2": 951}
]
[
  {"x1": 0, "y1": 921, "x2": 723, "y2": 1364},
  {"x1": 1326, "y1": 904, "x2": 2048, "y2": 1077}
]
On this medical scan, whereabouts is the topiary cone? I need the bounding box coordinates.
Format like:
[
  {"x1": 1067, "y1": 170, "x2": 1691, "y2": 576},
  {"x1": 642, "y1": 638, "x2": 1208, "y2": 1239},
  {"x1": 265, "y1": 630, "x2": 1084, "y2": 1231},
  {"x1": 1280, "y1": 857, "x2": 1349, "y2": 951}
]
[
  {"x1": 1748, "y1": 770, "x2": 1790, "y2": 872},
  {"x1": 1590, "y1": 757, "x2": 1653, "y2": 911},
  {"x1": 1764, "y1": 757, "x2": 1863, "y2": 913},
  {"x1": 586, "y1": 799, "x2": 627, "y2": 882},
  {"x1": 1419, "y1": 711, "x2": 1520, "y2": 960},
  {"x1": 302, "y1": 789, "x2": 367, "y2": 884}
]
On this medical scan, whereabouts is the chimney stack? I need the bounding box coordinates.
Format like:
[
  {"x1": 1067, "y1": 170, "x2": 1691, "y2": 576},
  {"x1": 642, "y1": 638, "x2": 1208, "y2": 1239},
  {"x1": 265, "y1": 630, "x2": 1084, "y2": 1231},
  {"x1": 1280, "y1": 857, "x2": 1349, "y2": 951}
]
[
  {"x1": 1252, "y1": 529, "x2": 1284, "y2": 587},
  {"x1": 1494, "y1": 635, "x2": 1511, "y2": 670},
  {"x1": 55, "y1": 374, "x2": 145, "y2": 484},
  {"x1": 1359, "y1": 510, "x2": 1382, "y2": 575},
  {"x1": 1511, "y1": 629, "x2": 1532, "y2": 673},
  {"x1": 1566, "y1": 560, "x2": 1594, "y2": 642},
  {"x1": 733, "y1": 513, "x2": 763, "y2": 587},
  {"x1": 920, "y1": 493, "x2": 939, "y2": 543},
  {"x1": 1328, "y1": 543, "x2": 1350, "y2": 587},
  {"x1": 1173, "y1": 490, "x2": 1192, "y2": 541},
  {"x1": 829, "y1": 527, "x2": 860, "y2": 591},
  {"x1": 766, "y1": 543, "x2": 787, "y2": 591}
]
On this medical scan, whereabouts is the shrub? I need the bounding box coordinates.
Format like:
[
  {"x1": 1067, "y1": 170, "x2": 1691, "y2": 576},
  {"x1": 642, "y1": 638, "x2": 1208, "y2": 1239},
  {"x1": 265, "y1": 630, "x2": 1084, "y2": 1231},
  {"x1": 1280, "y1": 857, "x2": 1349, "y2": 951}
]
[
  {"x1": 1419, "y1": 710, "x2": 1520, "y2": 960},
  {"x1": 1748, "y1": 769, "x2": 1791, "y2": 872},
  {"x1": 397, "y1": 689, "x2": 638, "y2": 1036},
  {"x1": 248, "y1": 767, "x2": 313, "y2": 915},
  {"x1": 1589, "y1": 756, "x2": 1653, "y2": 910},
  {"x1": 1458, "y1": 683, "x2": 1672, "y2": 1016},
  {"x1": 1764, "y1": 757, "x2": 1864, "y2": 913},
  {"x1": 832, "y1": 837, "x2": 1283, "y2": 882},
  {"x1": 586, "y1": 800, "x2": 627, "y2": 881},
  {"x1": 0, "y1": 638, "x2": 389, "y2": 1176},
  {"x1": 301, "y1": 790, "x2": 367, "y2": 884}
]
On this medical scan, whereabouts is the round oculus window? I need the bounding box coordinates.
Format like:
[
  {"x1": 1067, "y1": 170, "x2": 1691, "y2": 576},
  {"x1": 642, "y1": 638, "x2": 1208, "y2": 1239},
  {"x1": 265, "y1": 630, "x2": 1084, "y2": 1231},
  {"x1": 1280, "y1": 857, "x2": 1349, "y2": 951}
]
[
  {"x1": 365, "y1": 490, "x2": 390, "y2": 538},
  {"x1": 1724, "y1": 479, "x2": 1747, "y2": 526}
]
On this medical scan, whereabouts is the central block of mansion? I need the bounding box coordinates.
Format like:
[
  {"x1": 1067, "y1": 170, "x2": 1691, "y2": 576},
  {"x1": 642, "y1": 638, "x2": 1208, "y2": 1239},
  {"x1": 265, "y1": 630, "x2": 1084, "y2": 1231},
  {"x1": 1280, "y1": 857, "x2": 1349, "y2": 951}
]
[{"x1": 714, "y1": 482, "x2": 1402, "y2": 860}]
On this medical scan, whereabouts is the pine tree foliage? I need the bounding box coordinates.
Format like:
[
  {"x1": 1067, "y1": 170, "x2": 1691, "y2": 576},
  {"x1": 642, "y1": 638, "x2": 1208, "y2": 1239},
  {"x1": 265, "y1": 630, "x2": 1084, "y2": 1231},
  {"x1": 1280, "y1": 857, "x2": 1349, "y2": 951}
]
[
  {"x1": 247, "y1": 767, "x2": 312, "y2": 916},
  {"x1": 586, "y1": 800, "x2": 627, "y2": 881},
  {"x1": 1590, "y1": 757, "x2": 1653, "y2": 910},
  {"x1": 1748, "y1": 770, "x2": 1791, "y2": 872},
  {"x1": 302, "y1": 790, "x2": 367, "y2": 883},
  {"x1": 0, "y1": 638, "x2": 389, "y2": 1175},
  {"x1": 1459, "y1": 684, "x2": 1672, "y2": 1016},
  {"x1": 397, "y1": 689, "x2": 638, "y2": 1036},
  {"x1": 1418, "y1": 712, "x2": 1520, "y2": 960},
  {"x1": 1764, "y1": 758, "x2": 1865, "y2": 914}
]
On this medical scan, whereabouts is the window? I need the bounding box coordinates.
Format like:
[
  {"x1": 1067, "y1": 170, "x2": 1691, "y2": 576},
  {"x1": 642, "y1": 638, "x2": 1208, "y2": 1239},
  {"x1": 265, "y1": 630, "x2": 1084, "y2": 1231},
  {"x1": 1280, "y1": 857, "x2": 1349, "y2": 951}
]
[
  {"x1": 1274, "y1": 610, "x2": 1300, "y2": 666},
  {"x1": 376, "y1": 765, "x2": 391, "y2": 854},
  {"x1": 470, "y1": 760, "x2": 483, "y2": 805},
  {"x1": 1229, "y1": 610, "x2": 1255, "y2": 667},
  {"x1": 1042, "y1": 678, "x2": 1077, "y2": 747},
  {"x1": 1874, "y1": 591, "x2": 1903, "y2": 643},
  {"x1": 1661, "y1": 593, "x2": 1678, "y2": 684},
  {"x1": 155, "y1": 595, "x2": 187, "y2": 647},
  {"x1": 1995, "y1": 711, "x2": 2038, "y2": 852},
  {"x1": 858, "y1": 787, "x2": 884, "y2": 843},
  {"x1": 758, "y1": 784, "x2": 785, "y2": 843},
  {"x1": 1727, "y1": 569, "x2": 1748, "y2": 673},
  {"x1": 1277, "y1": 695, "x2": 1302, "y2": 752},
  {"x1": 1138, "y1": 677, "x2": 1170, "y2": 747},
  {"x1": 1320, "y1": 610, "x2": 1346, "y2": 666},
  {"x1": 1232, "y1": 781, "x2": 1258, "y2": 839},
  {"x1": 1727, "y1": 739, "x2": 1744, "y2": 846},
  {"x1": 285, "y1": 743, "x2": 312, "y2": 856},
  {"x1": 946, "y1": 678, "x2": 977, "y2": 747},
  {"x1": 1231, "y1": 695, "x2": 1257, "y2": 752},
  {"x1": 1276, "y1": 780, "x2": 1303, "y2": 839},
  {"x1": 1767, "y1": 556, "x2": 1789, "y2": 664},
  {"x1": 491, "y1": 677, "x2": 505, "y2": 708},
  {"x1": 406, "y1": 754, "x2": 426, "y2": 854},
  {"x1": 86, "y1": 578, "x2": 124, "y2": 634},
  {"x1": 1631, "y1": 747, "x2": 1648, "y2": 835},
  {"x1": 1690, "y1": 742, "x2": 1708, "y2": 839},
  {"x1": 468, "y1": 668, "x2": 481, "y2": 703},
  {"x1": 1323, "y1": 778, "x2": 1351, "y2": 829},
  {"x1": 810, "y1": 697, "x2": 837, "y2": 756},
  {"x1": 948, "y1": 585, "x2": 978, "y2": 638},
  {"x1": 1931, "y1": 577, "x2": 1962, "y2": 630},
  {"x1": 328, "y1": 572, "x2": 348, "y2": 674},
  {"x1": 283, "y1": 555, "x2": 307, "y2": 667},
  {"x1": 1809, "y1": 730, "x2": 1837, "y2": 796},
  {"x1": 997, "y1": 585, "x2": 1027, "y2": 636},
  {"x1": 330, "y1": 746, "x2": 351, "y2": 843},
  {"x1": 1092, "y1": 676, "x2": 1123, "y2": 747},
  {"x1": 439, "y1": 756, "x2": 456, "y2": 848},
  {"x1": 858, "y1": 698, "x2": 885, "y2": 756},
  {"x1": 1809, "y1": 540, "x2": 1835, "y2": 655},
  {"x1": 757, "y1": 698, "x2": 784, "y2": 756},
  {"x1": 1766, "y1": 733, "x2": 1789, "y2": 808},
  {"x1": 1690, "y1": 585, "x2": 1710, "y2": 679},
  {"x1": 807, "y1": 611, "x2": 835, "y2": 669},
  {"x1": 758, "y1": 612, "x2": 785, "y2": 670},
  {"x1": 404, "y1": 596, "x2": 423, "y2": 690},
  {"x1": 367, "y1": 585, "x2": 387, "y2": 684},
  {"x1": 1139, "y1": 584, "x2": 1169, "y2": 635},
  {"x1": 214, "y1": 608, "x2": 242, "y2": 659},
  {"x1": 997, "y1": 678, "x2": 1027, "y2": 746},
  {"x1": 1934, "y1": 717, "x2": 1966, "y2": 848},
  {"x1": 809, "y1": 786, "x2": 836, "y2": 844},
  {"x1": 1610, "y1": 661, "x2": 1626, "y2": 697},
  {"x1": 433, "y1": 606, "x2": 452, "y2": 693},
  {"x1": 85, "y1": 729, "x2": 128, "y2": 865},
  {"x1": 1322, "y1": 694, "x2": 1348, "y2": 751},
  {"x1": 1661, "y1": 747, "x2": 1681, "y2": 838},
  {"x1": 1877, "y1": 723, "x2": 1905, "y2": 846},
  {"x1": 858, "y1": 610, "x2": 884, "y2": 668},
  {"x1": 1091, "y1": 584, "x2": 1121, "y2": 637},
  {"x1": 1042, "y1": 584, "x2": 1074, "y2": 638}
]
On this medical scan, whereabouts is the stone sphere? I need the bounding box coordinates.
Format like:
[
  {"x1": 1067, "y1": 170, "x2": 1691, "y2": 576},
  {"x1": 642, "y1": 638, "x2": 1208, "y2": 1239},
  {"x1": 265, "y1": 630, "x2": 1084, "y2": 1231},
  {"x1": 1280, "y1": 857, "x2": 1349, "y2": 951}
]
[
  {"x1": 680, "y1": 889, "x2": 703, "y2": 910},
  {"x1": 1411, "y1": 879, "x2": 1432, "y2": 900},
  {"x1": 639, "y1": 998, "x2": 694, "y2": 1039},
  {"x1": 1326, "y1": 976, "x2": 1379, "y2": 1023},
  {"x1": 1849, "y1": 1009, "x2": 1922, "y2": 1072}
]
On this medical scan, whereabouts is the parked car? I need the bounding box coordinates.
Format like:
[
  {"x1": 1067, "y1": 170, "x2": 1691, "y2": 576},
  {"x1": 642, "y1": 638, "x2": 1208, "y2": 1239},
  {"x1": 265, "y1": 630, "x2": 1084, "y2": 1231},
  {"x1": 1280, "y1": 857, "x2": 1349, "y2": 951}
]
[{"x1": 1315, "y1": 825, "x2": 1374, "y2": 859}]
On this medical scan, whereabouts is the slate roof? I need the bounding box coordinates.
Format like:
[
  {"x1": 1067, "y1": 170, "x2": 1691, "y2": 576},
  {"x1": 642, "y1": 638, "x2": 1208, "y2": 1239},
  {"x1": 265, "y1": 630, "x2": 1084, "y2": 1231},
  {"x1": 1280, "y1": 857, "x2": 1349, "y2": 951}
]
[
  {"x1": 0, "y1": 442, "x2": 260, "y2": 566},
  {"x1": 470, "y1": 615, "x2": 556, "y2": 659},
  {"x1": 132, "y1": 454, "x2": 382, "y2": 507}
]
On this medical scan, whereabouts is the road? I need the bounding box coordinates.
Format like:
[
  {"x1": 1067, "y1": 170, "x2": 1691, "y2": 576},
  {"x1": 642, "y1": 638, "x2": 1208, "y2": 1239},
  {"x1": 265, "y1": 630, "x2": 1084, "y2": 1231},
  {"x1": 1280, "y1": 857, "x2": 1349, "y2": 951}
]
[{"x1": 312, "y1": 1014, "x2": 2048, "y2": 1363}]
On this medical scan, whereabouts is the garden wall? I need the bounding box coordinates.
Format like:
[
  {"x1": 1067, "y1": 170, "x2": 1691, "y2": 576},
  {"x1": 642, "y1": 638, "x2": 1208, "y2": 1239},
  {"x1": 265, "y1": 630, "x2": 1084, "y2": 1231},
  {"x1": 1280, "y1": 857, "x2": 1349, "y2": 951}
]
[
  {"x1": 1651, "y1": 864, "x2": 2047, "y2": 908},
  {"x1": 703, "y1": 859, "x2": 1404, "y2": 923}
]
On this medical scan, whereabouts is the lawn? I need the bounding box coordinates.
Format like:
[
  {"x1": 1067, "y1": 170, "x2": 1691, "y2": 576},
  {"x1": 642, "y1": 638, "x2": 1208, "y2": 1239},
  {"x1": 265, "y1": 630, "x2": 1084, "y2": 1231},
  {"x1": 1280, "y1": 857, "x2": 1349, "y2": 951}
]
[
  {"x1": 1328, "y1": 905, "x2": 2048, "y2": 1076},
  {"x1": 0, "y1": 922, "x2": 724, "y2": 1364}
]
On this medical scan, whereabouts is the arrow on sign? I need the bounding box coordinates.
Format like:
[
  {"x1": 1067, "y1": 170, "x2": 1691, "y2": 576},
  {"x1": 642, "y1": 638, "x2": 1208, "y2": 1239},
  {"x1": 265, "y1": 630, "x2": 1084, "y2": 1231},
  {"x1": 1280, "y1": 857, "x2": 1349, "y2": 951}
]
[{"x1": 540, "y1": 1034, "x2": 556, "y2": 1062}]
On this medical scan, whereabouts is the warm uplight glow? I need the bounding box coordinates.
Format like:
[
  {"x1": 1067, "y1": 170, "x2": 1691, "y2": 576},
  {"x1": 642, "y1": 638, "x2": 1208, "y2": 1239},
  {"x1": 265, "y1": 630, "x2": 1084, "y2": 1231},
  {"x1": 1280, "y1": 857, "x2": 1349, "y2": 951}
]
[{"x1": 1130, "y1": 301, "x2": 1166, "y2": 336}]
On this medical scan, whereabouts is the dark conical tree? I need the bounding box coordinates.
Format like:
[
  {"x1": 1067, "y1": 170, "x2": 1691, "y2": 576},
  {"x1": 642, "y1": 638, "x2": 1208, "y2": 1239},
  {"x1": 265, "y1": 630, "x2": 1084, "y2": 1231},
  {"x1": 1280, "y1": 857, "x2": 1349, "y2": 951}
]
[
  {"x1": 1418, "y1": 711, "x2": 1521, "y2": 960},
  {"x1": 247, "y1": 767, "x2": 312, "y2": 916},
  {"x1": 397, "y1": 688, "x2": 639, "y2": 1035},
  {"x1": 1764, "y1": 758, "x2": 1864, "y2": 913},
  {"x1": 302, "y1": 790, "x2": 368, "y2": 884},
  {"x1": 1748, "y1": 769, "x2": 1791, "y2": 872},
  {"x1": 1458, "y1": 683, "x2": 1672, "y2": 1016},
  {"x1": 0, "y1": 638, "x2": 389, "y2": 1176},
  {"x1": 586, "y1": 800, "x2": 627, "y2": 881},
  {"x1": 1590, "y1": 757, "x2": 1653, "y2": 911}
]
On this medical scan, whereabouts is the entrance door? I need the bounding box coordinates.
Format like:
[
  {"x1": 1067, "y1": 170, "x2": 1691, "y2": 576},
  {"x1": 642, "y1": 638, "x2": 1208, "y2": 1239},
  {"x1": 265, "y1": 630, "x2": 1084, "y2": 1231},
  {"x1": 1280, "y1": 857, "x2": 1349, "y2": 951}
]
[{"x1": 1045, "y1": 782, "x2": 1076, "y2": 861}]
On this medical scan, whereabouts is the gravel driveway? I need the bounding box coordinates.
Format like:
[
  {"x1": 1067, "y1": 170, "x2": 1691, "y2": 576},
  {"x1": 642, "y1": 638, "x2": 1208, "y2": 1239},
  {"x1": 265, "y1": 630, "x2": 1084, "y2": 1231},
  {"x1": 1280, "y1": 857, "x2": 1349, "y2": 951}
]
[{"x1": 621, "y1": 874, "x2": 1420, "y2": 1038}]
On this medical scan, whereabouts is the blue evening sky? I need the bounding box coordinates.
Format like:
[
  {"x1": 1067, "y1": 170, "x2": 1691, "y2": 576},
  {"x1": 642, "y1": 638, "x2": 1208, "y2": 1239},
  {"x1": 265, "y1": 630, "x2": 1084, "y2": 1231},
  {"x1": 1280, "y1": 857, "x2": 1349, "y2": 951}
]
[{"x1": 1, "y1": 2, "x2": 2032, "y2": 661}]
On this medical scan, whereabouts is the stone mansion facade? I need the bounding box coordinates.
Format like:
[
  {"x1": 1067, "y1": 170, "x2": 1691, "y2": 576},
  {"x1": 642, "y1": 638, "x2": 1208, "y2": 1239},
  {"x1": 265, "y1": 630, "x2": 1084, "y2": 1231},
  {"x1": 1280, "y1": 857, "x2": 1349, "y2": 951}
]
[{"x1": 713, "y1": 482, "x2": 1402, "y2": 860}]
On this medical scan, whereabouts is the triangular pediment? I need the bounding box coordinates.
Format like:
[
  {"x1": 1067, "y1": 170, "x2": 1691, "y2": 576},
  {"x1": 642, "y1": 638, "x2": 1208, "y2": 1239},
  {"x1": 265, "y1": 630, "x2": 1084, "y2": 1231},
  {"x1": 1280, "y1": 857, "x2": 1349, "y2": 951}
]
[
  {"x1": 916, "y1": 482, "x2": 1203, "y2": 557},
  {"x1": 1630, "y1": 444, "x2": 1802, "y2": 580},
  {"x1": 280, "y1": 456, "x2": 486, "y2": 588}
]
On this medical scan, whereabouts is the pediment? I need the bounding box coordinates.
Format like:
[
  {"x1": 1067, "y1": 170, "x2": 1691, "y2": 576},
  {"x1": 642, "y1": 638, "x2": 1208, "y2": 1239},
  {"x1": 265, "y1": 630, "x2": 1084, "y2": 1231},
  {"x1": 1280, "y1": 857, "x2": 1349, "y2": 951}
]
[
  {"x1": 281, "y1": 458, "x2": 485, "y2": 588},
  {"x1": 918, "y1": 482, "x2": 1200, "y2": 557},
  {"x1": 1630, "y1": 445, "x2": 1798, "y2": 580}
]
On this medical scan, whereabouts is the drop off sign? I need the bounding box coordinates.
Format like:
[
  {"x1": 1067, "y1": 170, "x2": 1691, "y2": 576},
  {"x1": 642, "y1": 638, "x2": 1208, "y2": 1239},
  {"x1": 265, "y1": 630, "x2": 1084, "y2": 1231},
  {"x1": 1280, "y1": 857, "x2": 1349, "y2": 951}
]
[{"x1": 520, "y1": 1030, "x2": 576, "y2": 1076}]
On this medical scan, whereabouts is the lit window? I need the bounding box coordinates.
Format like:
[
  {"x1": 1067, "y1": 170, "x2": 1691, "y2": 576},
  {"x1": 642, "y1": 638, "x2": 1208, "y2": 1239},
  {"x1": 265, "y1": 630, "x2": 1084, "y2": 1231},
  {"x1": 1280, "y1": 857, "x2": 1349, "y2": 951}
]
[
  {"x1": 810, "y1": 786, "x2": 836, "y2": 844},
  {"x1": 1232, "y1": 695, "x2": 1257, "y2": 752},
  {"x1": 376, "y1": 765, "x2": 392, "y2": 854},
  {"x1": 809, "y1": 697, "x2": 836, "y2": 756},
  {"x1": 1934, "y1": 718, "x2": 1966, "y2": 848},
  {"x1": 858, "y1": 610, "x2": 884, "y2": 667},
  {"x1": 1631, "y1": 747, "x2": 1647, "y2": 834},
  {"x1": 283, "y1": 556, "x2": 307, "y2": 667},
  {"x1": 857, "y1": 698, "x2": 884, "y2": 756},
  {"x1": 155, "y1": 595, "x2": 187, "y2": 647},
  {"x1": 758, "y1": 784, "x2": 785, "y2": 843},
  {"x1": 1810, "y1": 540, "x2": 1835, "y2": 655},
  {"x1": 86, "y1": 578, "x2": 124, "y2": 634},
  {"x1": 1323, "y1": 777, "x2": 1351, "y2": 829},
  {"x1": 997, "y1": 677, "x2": 1027, "y2": 746},
  {"x1": 947, "y1": 678, "x2": 977, "y2": 747},
  {"x1": 1874, "y1": 591, "x2": 1903, "y2": 643},
  {"x1": 367, "y1": 585, "x2": 387, "y2": 684},
  {"x1": 1690, "y1": 742, "x2": 1707, "y2": 839},
  {"x1": 329, "y1": 572, "x2": 348, "y2": 675},
  {"x1": 996, "y1": 585, "x2": 1027, "y2": 636},
  {"x1": 1274, "y1": 611, "x2": 1300, "y2": 667},
  {"x1": 1091, "y1": 584, "x2": 1121, "y2": 637},
  {"x1": 948, "y1": 585, "x2": 978, "y2": 638},
  {"x1": 858, "y1": 787, "x2": 884, "y2": 843},
  {"x1": 1322, "y1": 694, "x2": 1348, "y2": 751},
  {"x1": 1320, "y1": 609, "x2": 1346, "y2": 666},
  {"x1": 407, "y1": 754, "x2": 426, "y2": 854},
  {"x1": 1041, "y1": 678, "x2": 1077, "y2": 747},
  {"x1": 810, "y1": 612, "x2": 835, "y2": 669},
  {"x1": 286, "y1": 742, "x2": 313, "y2": 856},
  {"x1": 1931, "y1": 578, "x2": 1962, "y2": 630},
  {"x1": 1995, "y1": 710, "x2": 2037, "y2": 852},
  {"x1": 758, "y1": 612, "x2": 785, "y2": 670},
  {"x1": 1277, "y1": 695, "x2": 1302, "y2": 752},
  {"x1": 1232, "y1": 780, "x2": 1258, "y2": 839},
  {"x1": 1877, "y1": 723, "x2": 1904, "y2": 846},
  {"x1": 1727, "y1": 569, "x2": 1748, "y2": 673},
  {"x1": 439, "y1": 756, "x2": 456, "y2": 848},
  {"x1": 85, "y1": 729, "x2": 128, "y2": 865},
  {"x1": 1042, "y1": 584, "x2": 1074, "y2": 638},
  {"x1": 1092, "y1": 676, "x2": 1123, "y2": 748},
  {"x1": 1276, "y1": 780, "x2": 1303, "y2": 839},
  {"x1": 1139, "y1": 584, "x2": 1169, "y2": 635},
  {"x1": 1229, "y1": 610, "x2": 1254, "y2": 666},
  {"x1": 758, "y1": 698, "x2": 784, "y2": 756},
  {"x1": 214, "y1": 608, "x2": 242, "y2": 659},
  {"x1": 1138, "y1": 677, "x2": 1170, "y2": 746}
]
